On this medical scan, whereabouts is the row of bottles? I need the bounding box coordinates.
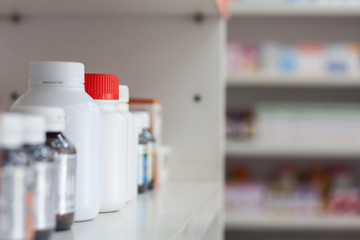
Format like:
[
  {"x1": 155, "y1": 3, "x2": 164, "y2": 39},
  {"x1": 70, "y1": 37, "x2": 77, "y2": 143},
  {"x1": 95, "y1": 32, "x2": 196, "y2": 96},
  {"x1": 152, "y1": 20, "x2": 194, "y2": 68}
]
[
  {"x1": 0, "y1": 107, "x2": 75, "y2": 240},
  {"x1": 0, "y1": 61, "x2": 161, "y2": 239}
]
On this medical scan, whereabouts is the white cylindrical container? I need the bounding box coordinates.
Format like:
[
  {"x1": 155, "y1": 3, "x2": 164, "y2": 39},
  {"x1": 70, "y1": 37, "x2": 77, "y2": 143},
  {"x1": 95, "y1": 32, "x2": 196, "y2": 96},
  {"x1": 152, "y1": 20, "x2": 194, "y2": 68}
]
[
  {"x1": 118, "y1": 85, "x2": 137, "y2": 202},
  {"x1": 10, "y1": 61, "x2": 101, "y2": 221},
  {"x1": 85, "y1": 74, "x2": 127, "y2": 212}
]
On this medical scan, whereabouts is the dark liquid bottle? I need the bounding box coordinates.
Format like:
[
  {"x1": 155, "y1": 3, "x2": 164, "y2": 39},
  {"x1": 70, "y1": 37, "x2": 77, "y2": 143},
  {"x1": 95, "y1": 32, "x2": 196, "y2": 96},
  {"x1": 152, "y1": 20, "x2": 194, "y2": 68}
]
[
  {"x1": 143, "y1": 129, "x2": 156, "y2": 190},
  {"x1": 138, "y1": 130, "x2": 148, "y2": 194},
  {"x1": 22, "y1": 115, "x2": 56, "y2": 240},
  {"x1": 24, "y1": 144, "x2": 56, "y2": 240},
  {"x1": 46, "y1": 132, "x2": 76, "y2": 231}
]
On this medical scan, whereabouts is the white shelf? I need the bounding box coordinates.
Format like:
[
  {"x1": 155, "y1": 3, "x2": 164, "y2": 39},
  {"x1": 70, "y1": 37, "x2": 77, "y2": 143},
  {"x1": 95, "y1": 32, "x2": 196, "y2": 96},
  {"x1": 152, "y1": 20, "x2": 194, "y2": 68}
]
[
  {"x1": 227, "y1": 74, "x2": 360, "y2": 88},
  {"x1": 226, "y1": 140, "x2": 360, "y2": 158},
  {"x1": 52, "y1": 182, "x2": 221, "y2": 240},
  {"x1": 226, "y1": 215, "x2": 360, "y2": 230},
  {"x1": 0, "y1": 0, "x2": 222, "y2": 16},
  {"x1": 231, "y1": 3, "x2": 360, "y2": 17}
]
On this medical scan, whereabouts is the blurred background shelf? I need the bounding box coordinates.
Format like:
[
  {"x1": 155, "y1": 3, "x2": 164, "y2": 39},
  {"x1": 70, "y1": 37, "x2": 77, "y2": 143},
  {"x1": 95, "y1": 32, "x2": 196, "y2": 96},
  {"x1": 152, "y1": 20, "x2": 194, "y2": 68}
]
[
  {"x1": 53, "y1": 182, "x2": 221, "y2": 240},
  {"x1": 226, "y1": 140, "x2": 360, "y2": 158},
  {"x1": 231, "y1": 3, "x2": 360, "y2": 17},
  {"x1": 226, "y1": 215, "x2": 360, "y2": 230},
  {"x1": 227, "y1": 74, "x2": 360, "y2": 88}
]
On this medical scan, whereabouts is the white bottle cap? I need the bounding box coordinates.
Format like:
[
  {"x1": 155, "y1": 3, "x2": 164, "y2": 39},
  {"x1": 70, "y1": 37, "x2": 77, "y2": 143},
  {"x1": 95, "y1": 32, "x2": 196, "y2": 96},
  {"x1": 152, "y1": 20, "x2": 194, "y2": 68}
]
[
  {"x1": 133, "y1": 114, "x2": 143, "y2": 134},
  {"x1": 119, "y1": 85, "x2": 129, "y2": 103},
  {"x1": 13, "y1": 106, "x2": 66, "y2": 132},
  {"x1": 132, "y1": 111, "x2": 150, "y2": 129},
  {"x1": 0, "y1": 113, "x2": 23, "y2": 149},
  {"x1": 29, "y1": 61, "x2": 84, "y2": 86},
  {"x1": 22, "y1": 115, "x2": 46, "y2": 145}
]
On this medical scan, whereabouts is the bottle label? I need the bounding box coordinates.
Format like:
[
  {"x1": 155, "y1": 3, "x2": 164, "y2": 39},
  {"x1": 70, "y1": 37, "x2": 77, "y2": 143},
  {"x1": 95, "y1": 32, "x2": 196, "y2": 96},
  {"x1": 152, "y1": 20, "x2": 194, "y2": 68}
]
[
  {"x1": 57, "y1": 154, "x2": 76, "y2": 215},
  {"x1": 0, "y1": 165, "x2": 33, "y2": 239},
  {"x1": 34, "y1": 161, "x2": 56, "y2": 229},
  {"x1": 137, "y1": 145, "x2": 147, "y2": 186},
  {"x1": 147, "y1": 143, "x2": 154, "y2": 183}
]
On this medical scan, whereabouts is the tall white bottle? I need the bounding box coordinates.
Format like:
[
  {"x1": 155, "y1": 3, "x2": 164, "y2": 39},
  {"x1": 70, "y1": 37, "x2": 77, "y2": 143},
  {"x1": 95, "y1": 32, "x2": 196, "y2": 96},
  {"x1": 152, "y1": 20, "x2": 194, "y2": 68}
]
[
  {"x1": 118, "y1": 85, "x2": 138, "y2": 201},
  {"x1": 85, "y1": 74, "x2": 127, "y2": 211},
  {"x1": 11, "y1": 62, "x2": 101, "y2": 221}
]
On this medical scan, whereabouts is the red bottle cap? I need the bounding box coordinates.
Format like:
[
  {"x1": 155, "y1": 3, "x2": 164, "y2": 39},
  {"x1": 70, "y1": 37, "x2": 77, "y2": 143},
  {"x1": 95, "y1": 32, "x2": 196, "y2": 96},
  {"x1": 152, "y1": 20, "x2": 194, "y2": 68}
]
[{"x1": 85, "y1": 74, "x2": 119, "y2": 100}]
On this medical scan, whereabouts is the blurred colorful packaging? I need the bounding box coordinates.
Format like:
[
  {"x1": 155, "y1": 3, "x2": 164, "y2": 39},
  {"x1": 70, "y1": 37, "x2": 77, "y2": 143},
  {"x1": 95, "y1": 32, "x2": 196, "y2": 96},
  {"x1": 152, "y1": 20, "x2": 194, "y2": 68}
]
[
  {"x1": 227, "y1": 39, "x2": 243, "y2": 76},
  {"x1": 325, "y1": 44, "x2": 349, "y2": 75},
  {"x1": 130, "y1": 99, "x2": 166, "y2": 188},
  {"x1": 226, "y1": 106, "x2": 255, "y2": 139},
  {"x1": 328, "y1": 189, "x2": 360, "y2": 216},
  {"x1": 226, "y1": 182, "x2": 266, "y2": 217},
  {"x1": 278, "y1": 46, "x2": 297, "y2": 74},
  {"x1": 227, "y1": 40, "x2": 259, "y2": 75},
  {"x1": 261, "y1": 42, "x2": 281, "y2": 75},
  {"x1": 297, "y1": 43, "x2": 325, "y2": 76},
  {"x1": 347, "y1": 43, "x2": 360, "y2": 76},
  {"x1": 228, "y1": 40, "x2": 360, "y2": 76}
]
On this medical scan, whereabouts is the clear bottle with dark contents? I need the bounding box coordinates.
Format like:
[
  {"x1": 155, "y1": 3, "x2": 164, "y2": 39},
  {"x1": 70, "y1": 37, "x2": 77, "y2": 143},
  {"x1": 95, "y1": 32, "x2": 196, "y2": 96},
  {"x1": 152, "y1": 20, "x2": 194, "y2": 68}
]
[
  {"x1": 133, "y1": 112, "x2": 148, "y2": 194},
  {"x1": 138, "y1": 129, "x2": 148, "y2": 193},
  {"x1": 142, "y1": 127, "x2": 156, "y2": 190},
  {"x1": 16, "y1": 106, "x2": 77, "y2": 231},
  {"x1": 46, "y1": 131, "x2": 76, "y2": 230},
  {"x1": 21, "y1": 115, "x2": 56, "y2": 240},
  {"x1": 0, "y1": 113, "x2": 35, "y2": 240},
  {"x1": 137, "y1": 112, "x2": 156, "y2": 190}
]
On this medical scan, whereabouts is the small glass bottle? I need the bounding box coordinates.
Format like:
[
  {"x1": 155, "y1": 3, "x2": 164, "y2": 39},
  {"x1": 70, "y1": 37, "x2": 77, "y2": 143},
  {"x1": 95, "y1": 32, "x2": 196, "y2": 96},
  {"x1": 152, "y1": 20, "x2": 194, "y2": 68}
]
[
  {"x1": 139, "y1": 113, "x2": 156, "y2": 190},
  {"x1": 0, "y1": 113, "x2": 35, "y2": 240},
  {"x1": 21, "y1": 115, "x2": 56, "y2": 240},
  {"x1": 16, "y1": 106, "x2": 77, "y2": 231},
  {"x1": 133, "y1": 113, "x2": 148, "y2": 194}
]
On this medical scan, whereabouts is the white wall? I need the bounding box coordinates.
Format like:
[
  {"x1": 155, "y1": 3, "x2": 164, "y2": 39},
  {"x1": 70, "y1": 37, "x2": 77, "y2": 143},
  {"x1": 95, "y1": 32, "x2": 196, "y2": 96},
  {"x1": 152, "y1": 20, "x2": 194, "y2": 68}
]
[{"x1": 0, "y1": 16, "x2": 225, "y2": 182}]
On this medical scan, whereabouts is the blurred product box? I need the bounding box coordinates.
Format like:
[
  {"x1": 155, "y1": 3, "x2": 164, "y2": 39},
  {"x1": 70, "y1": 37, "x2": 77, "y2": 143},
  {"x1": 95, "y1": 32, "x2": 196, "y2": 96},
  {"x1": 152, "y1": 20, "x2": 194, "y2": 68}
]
[
  {"x1": 226, "y1": 163, "x2": 360, "y2": 217},
  {"x1": 227, "y1": 40, "x2": 360, "y2": 77},
  {"x1": 254, "y1": 103, "x2": 360, "y2": 144},
  {"x1": 130, "y1": 99, "x2": 169, "y2": 187}
]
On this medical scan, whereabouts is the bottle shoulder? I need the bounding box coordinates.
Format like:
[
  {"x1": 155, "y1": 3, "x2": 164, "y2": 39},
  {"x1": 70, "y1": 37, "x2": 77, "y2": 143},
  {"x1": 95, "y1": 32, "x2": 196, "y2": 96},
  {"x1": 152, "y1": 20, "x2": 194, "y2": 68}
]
[
  {"x1": 143, "y1": 129, "x2": 155, "y2": 142},
  {"x1": 24, "y1": 144, "x2": 56, "y2": 163},
  {"x1": 11, "y1": 89, "x2": 101, "y2": 113},
  {"x1": 46, "y1": 133, "x2": 76, "y2": 155},
  {"x1": 138, "y1": 133, "x2": 148, "y2": 144},
  {"x1": 1, "y1": 148, "x2": 30, "y2": 167}
]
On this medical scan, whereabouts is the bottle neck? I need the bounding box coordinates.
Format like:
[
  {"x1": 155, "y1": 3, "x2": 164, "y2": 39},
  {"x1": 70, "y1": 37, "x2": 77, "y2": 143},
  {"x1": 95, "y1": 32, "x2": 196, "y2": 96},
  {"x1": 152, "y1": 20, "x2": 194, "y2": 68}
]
[
  {"x1": 29, "y1": 83, "x2": 85, "y2": 91},
  {"x1": 24, "y1": 143, "x2": 44, "y2": 148},
  {"x1": 46, "y1": 132, "x2": 62, "y2": 138},
  {"x1": 95, "y1": 100, "x2": 119, "y2": 111},
  {"x1": 118, "y1": 102, "x2": 129, "y2": 112}
]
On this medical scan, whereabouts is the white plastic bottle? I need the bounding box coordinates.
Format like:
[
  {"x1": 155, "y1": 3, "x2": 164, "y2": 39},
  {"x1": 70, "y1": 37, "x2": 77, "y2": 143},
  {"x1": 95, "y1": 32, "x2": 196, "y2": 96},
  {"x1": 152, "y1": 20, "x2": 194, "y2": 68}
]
[
  {"x1": 118, "y1": 85, "x2": 137, "y2": 202},
  {"x1": 85, "y1": 74, "x2": 127, "y2": 212},
  {"x1": 10, "y1": 62, "x2": 101, "y2": 221}
]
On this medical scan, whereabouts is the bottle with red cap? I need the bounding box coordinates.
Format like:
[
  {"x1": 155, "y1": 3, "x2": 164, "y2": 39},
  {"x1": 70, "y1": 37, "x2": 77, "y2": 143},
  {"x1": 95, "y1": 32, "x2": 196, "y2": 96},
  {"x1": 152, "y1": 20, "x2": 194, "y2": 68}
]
[{"x1": 85, "y1": 74, "x2": 127, "y2": 212}]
